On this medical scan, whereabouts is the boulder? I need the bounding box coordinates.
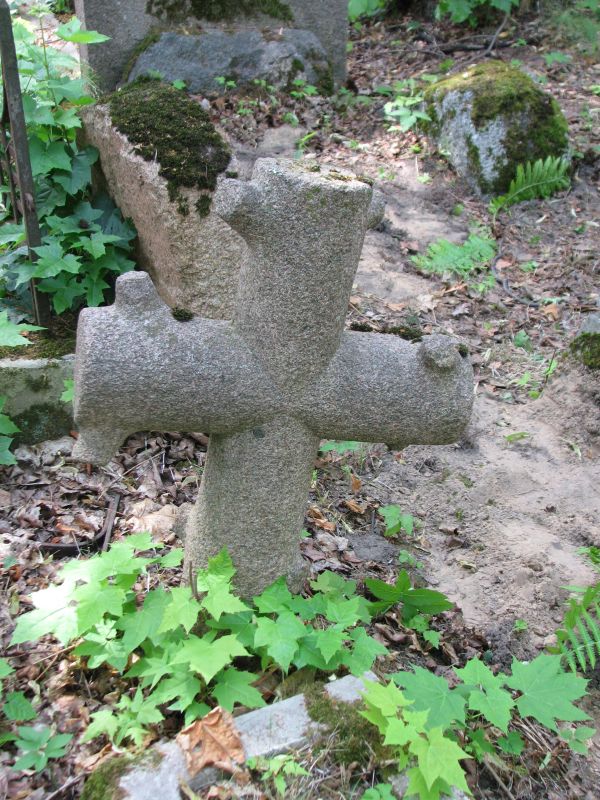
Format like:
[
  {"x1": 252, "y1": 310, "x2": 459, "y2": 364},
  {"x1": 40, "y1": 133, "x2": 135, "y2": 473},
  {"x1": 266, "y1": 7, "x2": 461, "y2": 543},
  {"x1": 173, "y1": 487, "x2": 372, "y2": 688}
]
[
  {"x1": 424, "y1": 61, "x2": 569, "y2": 196},
  {"x1": 571, "y1": 313, "x2": 600, "y2": 370},
  {"x1": 82, "y1": 80, "x2": 246, "y2": 319},
  {"x1": 128, "y1": 28, "x2": 332, "y2": 96}
]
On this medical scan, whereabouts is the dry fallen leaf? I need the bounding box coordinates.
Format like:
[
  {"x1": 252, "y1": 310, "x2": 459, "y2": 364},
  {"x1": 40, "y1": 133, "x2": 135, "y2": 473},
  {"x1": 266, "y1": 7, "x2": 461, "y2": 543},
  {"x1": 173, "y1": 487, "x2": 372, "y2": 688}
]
[
  {"x1": 176, "y1": 707, "x2": 245, "y2": 778},
  {"x1": 350, "y1": 474, "x2": 362, "y2": 493},
  {"x1": 344, "y1": 499, "x2": 365, "y2": 515}
]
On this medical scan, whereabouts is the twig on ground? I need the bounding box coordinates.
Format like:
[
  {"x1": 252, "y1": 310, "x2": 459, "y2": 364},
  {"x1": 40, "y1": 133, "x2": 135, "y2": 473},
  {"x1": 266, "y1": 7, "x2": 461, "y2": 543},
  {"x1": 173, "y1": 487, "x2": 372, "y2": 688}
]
[
  {"x1": 44, "y1": 773, "x2": 84, "y2": 800},
  {"x1": 483, "y1": 760, "x2": 517, "y2": 800}
]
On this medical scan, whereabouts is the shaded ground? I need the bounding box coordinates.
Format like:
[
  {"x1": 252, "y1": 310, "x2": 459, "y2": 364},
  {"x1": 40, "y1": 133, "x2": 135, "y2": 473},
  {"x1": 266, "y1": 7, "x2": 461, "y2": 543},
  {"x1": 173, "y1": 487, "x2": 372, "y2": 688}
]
[{"x1": 1, "y1": 6, "x2": 600, "y2": 800}]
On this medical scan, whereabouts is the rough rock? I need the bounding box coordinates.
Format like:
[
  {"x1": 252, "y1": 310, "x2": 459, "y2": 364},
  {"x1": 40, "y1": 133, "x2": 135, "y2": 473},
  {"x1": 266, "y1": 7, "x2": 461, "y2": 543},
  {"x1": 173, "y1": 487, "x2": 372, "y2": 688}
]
[
  {"x1": 128, "y1": 29, "x2": 331, "y2": 96},
  {"x1": 0, "y1": 355, "x2": 74, "y2": 445},
  {"x1": 81, "y1": 101, "x2": 245, "y2": 319},
  {"x1": 74, "y1": 0, "x2": 347, "y2": 90},
  {"x1": 571, "y1": 312, "x2": 600, "y2": 370},
  {"x1": 424, "y1": 61, "x2": 569, "y2": 195},
  {"x1": 72, "y1": 159, "x2": 473, "y2": 597}
]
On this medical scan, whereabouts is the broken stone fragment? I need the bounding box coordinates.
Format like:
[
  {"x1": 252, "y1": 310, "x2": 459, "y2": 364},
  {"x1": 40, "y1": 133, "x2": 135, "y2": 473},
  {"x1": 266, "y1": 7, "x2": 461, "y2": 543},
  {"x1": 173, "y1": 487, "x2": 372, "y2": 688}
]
[{"x1": 423, "y1": 61, "x2": 569, "y2": 196}]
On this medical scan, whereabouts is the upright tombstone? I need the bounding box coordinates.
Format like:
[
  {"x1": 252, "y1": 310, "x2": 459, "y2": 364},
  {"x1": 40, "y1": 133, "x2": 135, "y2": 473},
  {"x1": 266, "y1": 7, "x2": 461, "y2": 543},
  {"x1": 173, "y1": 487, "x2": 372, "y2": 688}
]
[
  {"x1": 73, "y1": 159, "x2": 473, "y2": 596},
  {"x1": 74, "y1": 0, "x2": 348, "y2": 91}
]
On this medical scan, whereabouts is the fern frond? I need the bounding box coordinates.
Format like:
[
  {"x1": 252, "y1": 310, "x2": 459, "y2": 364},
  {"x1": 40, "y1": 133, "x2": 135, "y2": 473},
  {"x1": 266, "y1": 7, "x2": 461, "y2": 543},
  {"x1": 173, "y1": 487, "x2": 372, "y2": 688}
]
[
  {"x1": 489, "y1": 156, "x2": 571, "y2": 217},
  {"x1": 552, "y1": 583, "x2": 600, "y2": 673}
]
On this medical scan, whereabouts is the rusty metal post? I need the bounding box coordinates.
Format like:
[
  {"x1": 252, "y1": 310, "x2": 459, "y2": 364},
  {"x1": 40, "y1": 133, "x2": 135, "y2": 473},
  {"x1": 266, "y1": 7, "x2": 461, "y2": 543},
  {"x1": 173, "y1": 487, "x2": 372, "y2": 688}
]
[{"x1": 0, "y1": 0, "x2": 51, "y2": 326}]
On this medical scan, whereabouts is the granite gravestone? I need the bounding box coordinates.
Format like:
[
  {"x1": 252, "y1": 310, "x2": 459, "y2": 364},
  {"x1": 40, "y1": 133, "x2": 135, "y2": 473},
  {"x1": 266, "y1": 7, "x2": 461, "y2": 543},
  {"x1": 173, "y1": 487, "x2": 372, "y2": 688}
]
[
  {"x1": 73, "y1": 0, "x2": 348, "y2": 91},
  {"x1": 72, "y1": 159, "x2": 473, "y2": 596}
]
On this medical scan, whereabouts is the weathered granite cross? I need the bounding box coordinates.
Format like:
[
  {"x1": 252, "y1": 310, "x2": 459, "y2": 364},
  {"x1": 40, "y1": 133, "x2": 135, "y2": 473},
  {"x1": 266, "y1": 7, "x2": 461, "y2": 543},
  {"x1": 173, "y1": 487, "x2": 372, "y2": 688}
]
[{"x1": 73, "y1": 158, "x2": 473, "y2": 596}]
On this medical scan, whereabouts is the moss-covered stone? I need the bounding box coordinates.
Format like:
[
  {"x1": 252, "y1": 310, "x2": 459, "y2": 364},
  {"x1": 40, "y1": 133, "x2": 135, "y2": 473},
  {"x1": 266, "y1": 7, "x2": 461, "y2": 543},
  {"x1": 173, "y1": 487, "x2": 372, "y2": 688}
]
[
  {"x1": 571, "y1": 315, "x2": 600, "y2": 370},
  {"x1": 305, "y1": 684, "x2": 394, "y2": 768},
  {"x1": 423, "y1": 61, "x2": 569, "y2": 195},
  {"x1": 122, "y1": 30, "x2": 162, "y2": 83},
  {"x1": 109, "y1": 78, "x2": 231, "y2": 216},
  {"x1": 146, "y1": 0, "x2": 293, "y2": 23},
  {"x1": 80, "y1": 755, "x2": 141, "y2": 800}
]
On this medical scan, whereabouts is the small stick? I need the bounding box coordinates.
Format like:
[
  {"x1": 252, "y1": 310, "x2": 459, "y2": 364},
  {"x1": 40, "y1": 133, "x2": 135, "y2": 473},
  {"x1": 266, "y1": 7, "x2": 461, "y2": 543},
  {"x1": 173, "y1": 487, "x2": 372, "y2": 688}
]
[
  {"x1": 44, "y1": 773, "x2": 84, "y2": 800},
  {"x1": 101, "y1": 494, "x2": 120, "y2": 552},
  {"x1": 484, "y1": 760, "x2": 517, "y2": 800}
]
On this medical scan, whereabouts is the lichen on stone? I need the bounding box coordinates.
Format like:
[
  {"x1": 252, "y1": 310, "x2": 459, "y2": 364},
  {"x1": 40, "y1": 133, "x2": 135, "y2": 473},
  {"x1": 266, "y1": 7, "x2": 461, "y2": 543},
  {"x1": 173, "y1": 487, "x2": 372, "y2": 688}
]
[
  {"x1": 146, "y1": 0, "x2": 293, "y2": 23},
  {"x1": 423, "y1": 61, "x2": 569, "y2": 195},
  {"x1": 108, "y1": 77, "x2": 231, "y2": 216}
]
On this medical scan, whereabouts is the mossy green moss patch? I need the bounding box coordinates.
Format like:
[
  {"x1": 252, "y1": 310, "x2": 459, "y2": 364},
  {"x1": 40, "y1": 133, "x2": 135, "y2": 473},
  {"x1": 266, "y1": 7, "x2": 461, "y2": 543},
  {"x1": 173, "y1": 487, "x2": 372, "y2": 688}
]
[
  {"x1": 109, "y1": 78, "x2": 231, "y2": 214},
  {"x1": 80, "y1": 755, "x2": 135, "y2": 800},
  {"x1": 571, "y1": 332, "x2": 600, "y2": 370},
  {"x1": 146, "y1": 0, "x2": 293, "y2": 22},
  {"x1": 305, "y1": 684, "x2": 394, "y2": 769},
  {"x1": 424, "y1": 61, "x2": 569, "y2": 195}
]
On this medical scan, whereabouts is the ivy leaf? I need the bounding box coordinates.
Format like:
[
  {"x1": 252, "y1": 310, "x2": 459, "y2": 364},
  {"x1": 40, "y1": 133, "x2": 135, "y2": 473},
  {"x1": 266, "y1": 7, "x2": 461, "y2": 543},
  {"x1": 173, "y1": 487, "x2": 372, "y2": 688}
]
[
  {"x1": 405, "y1": 767, "x2": 454, "y2": 800},
  {"x1": 38, "y1": 274, "x2": 86, "y2": 314},
  {"x1": 52, "y1": 147, "x2": 98, "y2": 195},
  {"x1": 212, "y1": 669, "x2": 266, "y2": 712},
  {"x1": 158, "y1": 587, "x2": 201, "y2": 634},
  {"x1": 3, "y1": 692, "x2": 36, "y2": 722},
  {"x1": 0, "y1": 311, "x2": 42, "y2": 347},
  {"x1": 173, "y1": 634, "x2": 248, "y2": 683},
  {"x1": 497, "y1": 731, "x2": 525, "y2": 756},
  {"x1": 342, "y1": 626, "x2": 388, "y2": 675},
  {"x1": 325, "y1": 595, "x2": 367, "y2": 628},
  {"x1": 409, "y1": 727, "x2": 471, "y2": 794},
  {"x1": 505, "y1": 655, "x2": 590, "y2": 731},
  {"x1": 29, "y1": 138, "x2": 72, "y2": 176},
  {"x1": 253, "y1": 612, "x2": 306, "y2": 672},
  {"x1": 293, "y1": 631, "x2": 345, "y2": 672},
  {"x1": 33, "y1": 240, "x2": 81, "y2": 278},
  {"x1": 11, "y1": 581, "x2": 78, "y2": 645},
  {"x1": 394, "y1": 668, "x2": 466, "y2": 730}
]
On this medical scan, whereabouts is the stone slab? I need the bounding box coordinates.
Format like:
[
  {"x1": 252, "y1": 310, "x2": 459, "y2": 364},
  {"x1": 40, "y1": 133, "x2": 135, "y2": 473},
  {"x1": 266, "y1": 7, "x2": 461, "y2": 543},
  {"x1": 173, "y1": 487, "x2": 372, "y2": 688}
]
[
  {"x1": 81, "y1": 104, "x2": 245, "y2": 319},
  {"x1": 0, "y1": 355, "x2": 74, "y2": 444},
  {"x1": 75, "y1": 0, "x2": 347, "y2": 90},
  {"x1": 106, "y1": 673, "x2": 376, "y2": 800}
]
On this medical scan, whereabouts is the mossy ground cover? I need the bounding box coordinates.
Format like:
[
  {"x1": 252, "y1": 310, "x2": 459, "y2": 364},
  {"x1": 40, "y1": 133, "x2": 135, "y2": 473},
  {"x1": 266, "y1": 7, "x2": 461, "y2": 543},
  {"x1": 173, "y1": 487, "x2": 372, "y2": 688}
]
[{"x1": 109, "y1": 78, "x2": 231, "y2": 214}]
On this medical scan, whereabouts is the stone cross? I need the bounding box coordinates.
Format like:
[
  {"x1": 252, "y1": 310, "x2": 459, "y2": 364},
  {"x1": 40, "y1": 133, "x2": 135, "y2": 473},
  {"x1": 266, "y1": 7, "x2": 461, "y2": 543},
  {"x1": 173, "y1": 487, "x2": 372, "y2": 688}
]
[{"x1": 73, "y1": 159, "x2": 473, "y2": 596}]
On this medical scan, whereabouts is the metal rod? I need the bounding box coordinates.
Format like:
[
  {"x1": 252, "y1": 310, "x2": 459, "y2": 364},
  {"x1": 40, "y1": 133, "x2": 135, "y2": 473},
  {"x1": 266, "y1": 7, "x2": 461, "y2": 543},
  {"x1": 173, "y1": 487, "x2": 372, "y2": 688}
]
[{"x1": 0, "y1": 0, "x2": 51, "y2": 325}]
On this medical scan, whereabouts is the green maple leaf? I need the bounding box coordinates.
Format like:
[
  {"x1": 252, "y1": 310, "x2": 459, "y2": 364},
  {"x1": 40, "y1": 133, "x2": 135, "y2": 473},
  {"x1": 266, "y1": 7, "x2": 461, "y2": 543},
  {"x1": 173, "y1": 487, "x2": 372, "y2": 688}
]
[
  {"x1": 405, "y1": 768, "x2": 454, "y2": 800},
  {"x1": 152, "y1": 668, "x2": 202, "y2": 712},
  {"x1": 293, "y1": 632, "x2": 345, "y2": 671},
  {"x1": 117, "y1": 588, "x2": 170, "y2": 652},
  {"x1": 325, "y1": 596, "x2": 367, "y2": 628},
  {"x1": 3, "y1": 692, "x2": 36, "y2": 722},
  {"x1": 173, "y1": 634, "x2": 247, "y2": 683},
  {"x1": 158, "y1": 587, "x2": 201, "y2": 634},
  {"x1": 212, "y1": 669, "x2": 266, "y2": 712},
  {"x1": 253, "y1": 577, "x2": 294, "y2": 613},
  {"x1": 310, "y1": 571, "x2": 357, "y2": 598},
  {"x1": 0, "y1": 658, "x2": 14, "y2": 692},
  {"x1": 342, "y1": 626, "x2": 388, "y2": 675},
  {"x1": 311, "y1": 627, "x2": 347, "y2": 664},
  {"x1": 160, "y1": 548, "x2": 184, "y2": 568},
  {"x1": 455, "y1": 659, "x2": 514, "y2": 732},
  {"x1": 394, "y1": 668, "x2": 466, "y2": 730},
  {"x1": 505, "y1": 654, "x2": 590, "y2": 731},
  {"x1": 384, "y1": 709, "x2": 429, "y2": 747},
  {"x1": 0, "y1": 311, "x2": 42, "y2": 347},
  {"x1": 361, "y1": 680, "x2": 412, "y2": 732},
  {"x1": 82, "y1": 709, "x2": 118, "y2": 743},
  {"x1": 11, "y1": 581, "x2": 78, "y2": 645},
  {"x1": 253, "y1": 612, "x2": 306, "y2": 672},
  {"x1": 207, "y1": 611, "x2": 256, "y2": 648},
  {"x1": 74, "y1": 582, "x2": 126, "y2": 634},
  {"x1": 200, "y1": 574, "x2": 248, "y2": 621},
  {"x1": 409, "y1": 727, "x2": 471, "y2": 794}
]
